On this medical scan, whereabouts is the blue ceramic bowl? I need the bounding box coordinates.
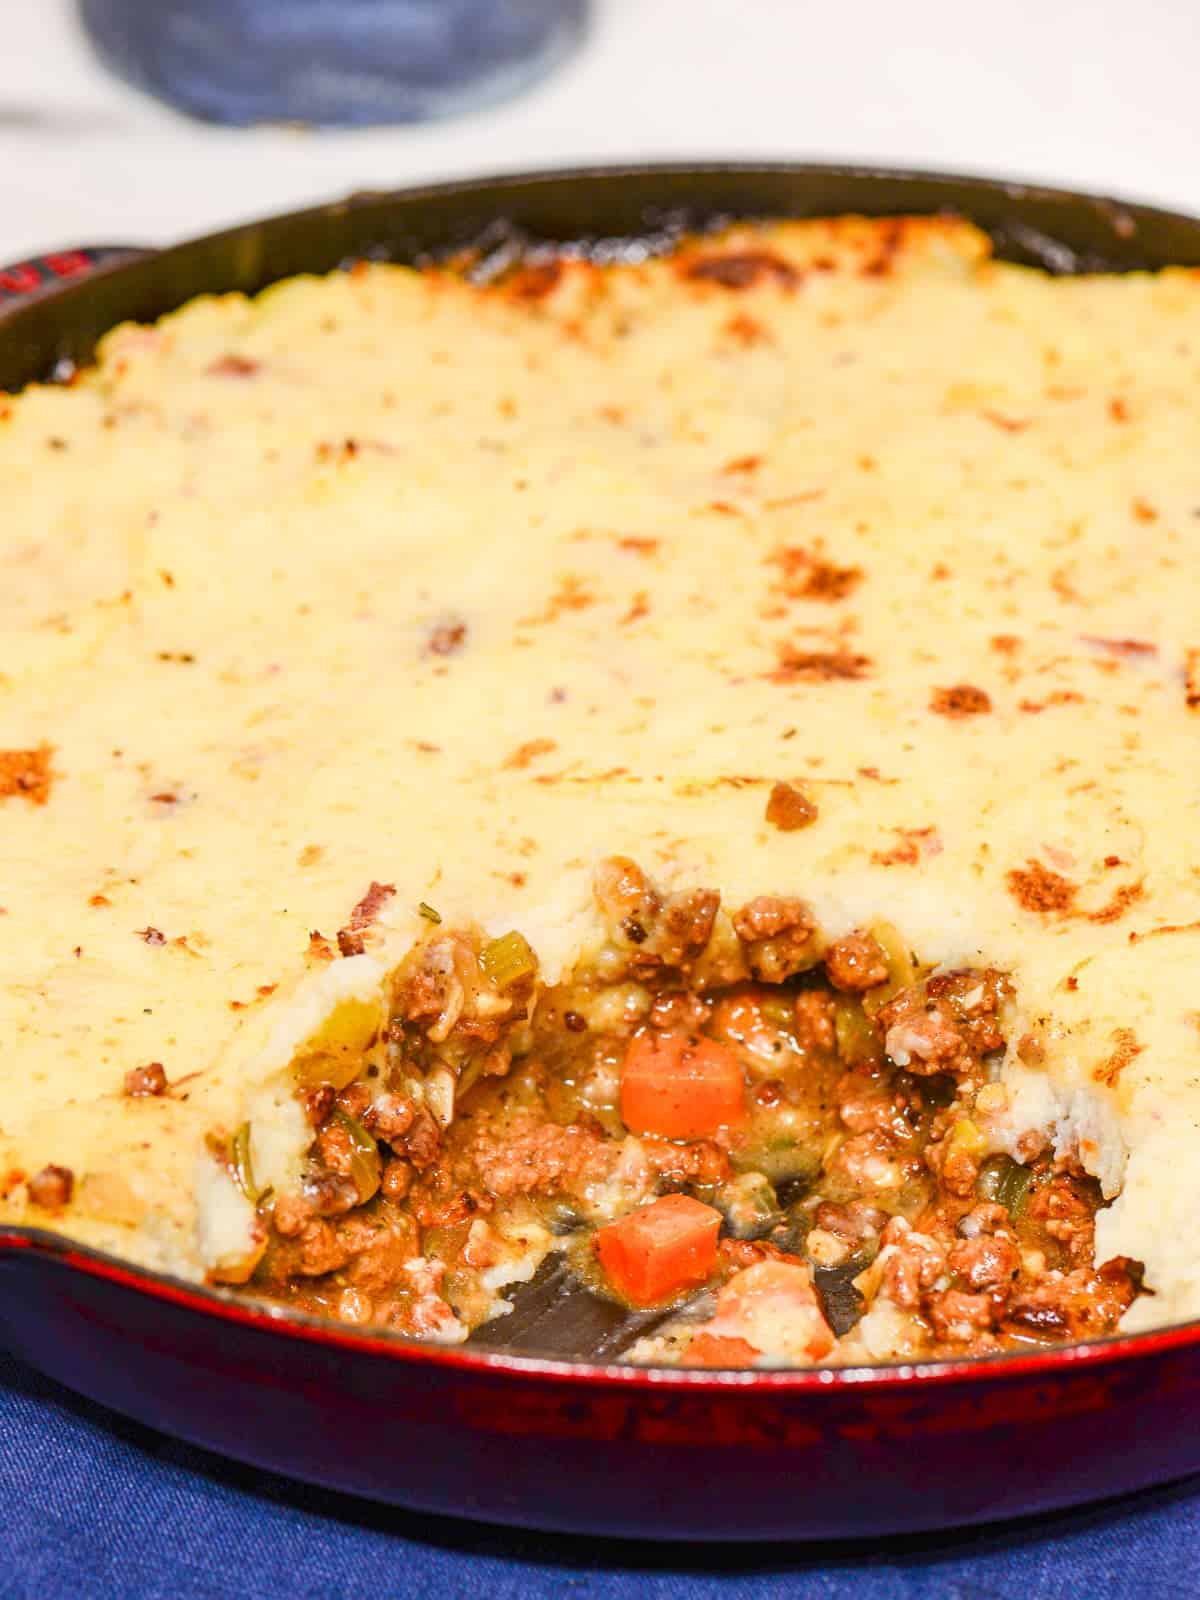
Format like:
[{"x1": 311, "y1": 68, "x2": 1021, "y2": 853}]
[{"x1": 79, "y1": 0, "x2": 588, "y2": 126}]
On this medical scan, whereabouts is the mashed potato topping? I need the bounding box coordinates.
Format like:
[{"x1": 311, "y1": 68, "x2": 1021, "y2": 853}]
[{"x1": 2, "y1": 216, "x2": 1200, "y2": 1342}]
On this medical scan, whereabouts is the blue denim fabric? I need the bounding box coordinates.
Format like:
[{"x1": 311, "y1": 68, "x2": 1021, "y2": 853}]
[{"x1": 0, "y1": 1350, "x2": 1192, "y2": 1599}]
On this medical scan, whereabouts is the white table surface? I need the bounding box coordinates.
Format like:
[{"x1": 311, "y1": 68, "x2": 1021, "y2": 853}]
[{"x1": 2, "y1": 0, "x2": 1199, "y2": 262}]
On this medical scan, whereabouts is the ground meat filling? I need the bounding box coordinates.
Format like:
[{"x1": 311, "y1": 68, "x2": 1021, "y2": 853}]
[{"x1": 225, "y1": 861, "x2": 1141, "y2": 1364}]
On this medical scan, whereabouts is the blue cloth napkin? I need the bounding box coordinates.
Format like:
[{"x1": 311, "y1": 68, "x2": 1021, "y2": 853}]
[{"x1": 0, "y1": 1348, "x2": 1191, "y2": 1599}]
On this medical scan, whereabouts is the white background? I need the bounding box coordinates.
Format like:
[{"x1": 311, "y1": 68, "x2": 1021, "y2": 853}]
[{"x1": 2, "y1": 0, "x2": 1199, "y2": 260}]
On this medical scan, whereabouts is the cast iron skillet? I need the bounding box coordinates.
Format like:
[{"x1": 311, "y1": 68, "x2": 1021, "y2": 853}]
[{"x1": 3, "y1": 163, "x2": 1200, "y2": 1541}]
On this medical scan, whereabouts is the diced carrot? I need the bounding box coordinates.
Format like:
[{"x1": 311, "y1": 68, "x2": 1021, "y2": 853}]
[
  {"x1": 595, "y1": 1193, "x2": 722, "y2": 1306},
  {"x1": 619, "y1": 1030, "x2": 745, "y2": 1139},
  {"x1": 681, "y1": 1333, "x2": 761, "y2": 1369}
]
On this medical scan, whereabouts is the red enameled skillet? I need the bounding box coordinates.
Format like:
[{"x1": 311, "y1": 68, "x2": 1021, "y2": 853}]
[{"x1": 3, "y1": 164, "x2": 1200, "y2": 1541}]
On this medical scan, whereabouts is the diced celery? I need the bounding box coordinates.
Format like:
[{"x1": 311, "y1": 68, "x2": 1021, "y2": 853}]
[
  {"x1": 861, "y1": 921, "x2": 918, "y2": 1017},
  {"x1": 479, "y1": 930, "x2": 538, "y2": 989},
  {"x1": 760, "y1": 993, "x2": 796, "y2": 1028},
  {"x1": 333, "y1": 1108, "x2": 382, "y2": 1204},
  {"x1": 834, "y1": 995, "x2": 882, "y2": 1064},
  {"x1": 976, "y1": 1153, "x2": 1034, "y2": 1215},
  {"x1": 230, "y1": 1121, "x2": 259, "y2": 1204},
  {"x1": 946, "y1": 1117, "x2": 987, "y2": 1159}
]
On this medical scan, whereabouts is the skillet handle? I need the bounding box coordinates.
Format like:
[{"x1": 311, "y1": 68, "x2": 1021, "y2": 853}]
[{"x1": 0, "y1": 246, "x2": 152, "y2": 312}]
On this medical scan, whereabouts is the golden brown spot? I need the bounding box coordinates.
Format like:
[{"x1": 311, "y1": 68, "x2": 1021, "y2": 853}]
[
  {"x1": 503, "y1": 738, "x2": 558, "y2": 771},
  {"x1": 676, "y1": 775, "x2": 764, "y2": 795},
  {"x1": 859, "y1": 219, "x2": 905, "y2": 278},
  {"x1": 315, "y1": 438, "x2": 365, "y2": 464},
  {"x1": 1006, "y1": 861, "x2": 1078, "y2": 915},
  {"x1": 930, "y1": 684, "x2": 992, "y2": 718},
  {"x1": 767, "y1": 545, "x2": 862, "y2": 603},
  {"x1": 336, "y1": 881, "x2": 396, "y2": 958},
  {"x1": 426, "y1": 617, "x2": 467, "y2": 657},
  {"x1": 1018, "y1": 691, "x2": 1085, "y2": 713},
  {"x1": 308, "y1": 930, "x2": 335, "y2": 962},
  {"x1": 1087, "y1": 880, "x2": 1145, "y2": 925},
  {"x1": 991, "y1": 635, "x2": 1022, "y2": 655},
  {"x1": 505, "y1": 261, "x2": 563, "y2": 302},
  {"x1": 207, "y1": 354, "x2": 260, "y2": 378},
  {"x1": 721, "y1": 455, "x2": 763, "y2": 475},
  {"x1": 1050, "y1": 567, "x2": 1080, "y2": 604},
  {"x1": 722, "y1": 312, "x2": 768, "y2": 346},
  {"x1": 0, "y1": 745, "x2": 53, "y2": 806},
  {"x1": 136, "y1": 926, "x2": 167, "y2": 946},
  {"x1": 1185, "y1": 649, "x2": 1200, "y2": 710},
  {"x1": 764, "y1": 780, "x2": 819, "y2": 832},
  {"x1": 1108, "y1": 397, "x2": 1130, "y2": 423},
  {"x1": 980, "y1": 410, "x2": 1029, "y2": 433},
  {"x1": 683, "y1": 251, "x2": 799, "y2": 290},
  {"x1": 524, "y1": 575, "x2": 595, "y2": 626},
  {"x1": 768, "y1": 646, "x2": 872, "y2": 684},
  {"x1": 230, "y1": 980, "x2": 279, "y2": 1011},
  {"x1": 298, "y1": 844, "x2": 323, "y2": 868},
  {"x1": 1093, "y1": 1028, "x2": 1144, "y2": 1089},
  {"x1": 617, "y1": 536, "x2": 659, "y2": 556},
  {"x1": 1132, "y1": 497, "x2": 1158, "y2": 523},
  {"x1": 765, "y1": 491, "x2": 824, "y2": 512},
  {"x1": 88, "y1": 894, "x2": 111, "y2": 908},
  {"x1": 1081, "y1": 636, "x2": 1157, "y2": 659},
  {"x1": 1017, "y1": 1033, "x2": 1046, "y2": 1065},
  {"x1": 620, "y1": 590, "x2": 651, "y2": 626},
  {"x1": 872, "y1": 827, "x2": 940, "y2": 867}
]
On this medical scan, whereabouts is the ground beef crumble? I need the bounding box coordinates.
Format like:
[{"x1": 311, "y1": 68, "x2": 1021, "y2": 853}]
[
  {"x1": 765, "y1": 779, "x2": 819, "y2": 832},
  {"x1": 123, "y1": 1061, "x2": 168, "y2": 1097},
  {"x1": 231, "y1": 858, "x2": 1140, "y2": 1363}
]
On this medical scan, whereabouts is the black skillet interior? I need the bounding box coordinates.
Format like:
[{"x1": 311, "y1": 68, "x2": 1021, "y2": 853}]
[
  {"x1": 5, "y1": 161, "x2": 1200, "y2": 395},
  {"x1": 4, "y1": 161, "x2": 1200, "y2": 1359}
]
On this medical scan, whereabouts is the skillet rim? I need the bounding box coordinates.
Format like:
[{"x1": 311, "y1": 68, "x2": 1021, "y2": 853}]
[{"x1": 5, "y1": 1223, "x2": 1200, "y2": 1390}]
